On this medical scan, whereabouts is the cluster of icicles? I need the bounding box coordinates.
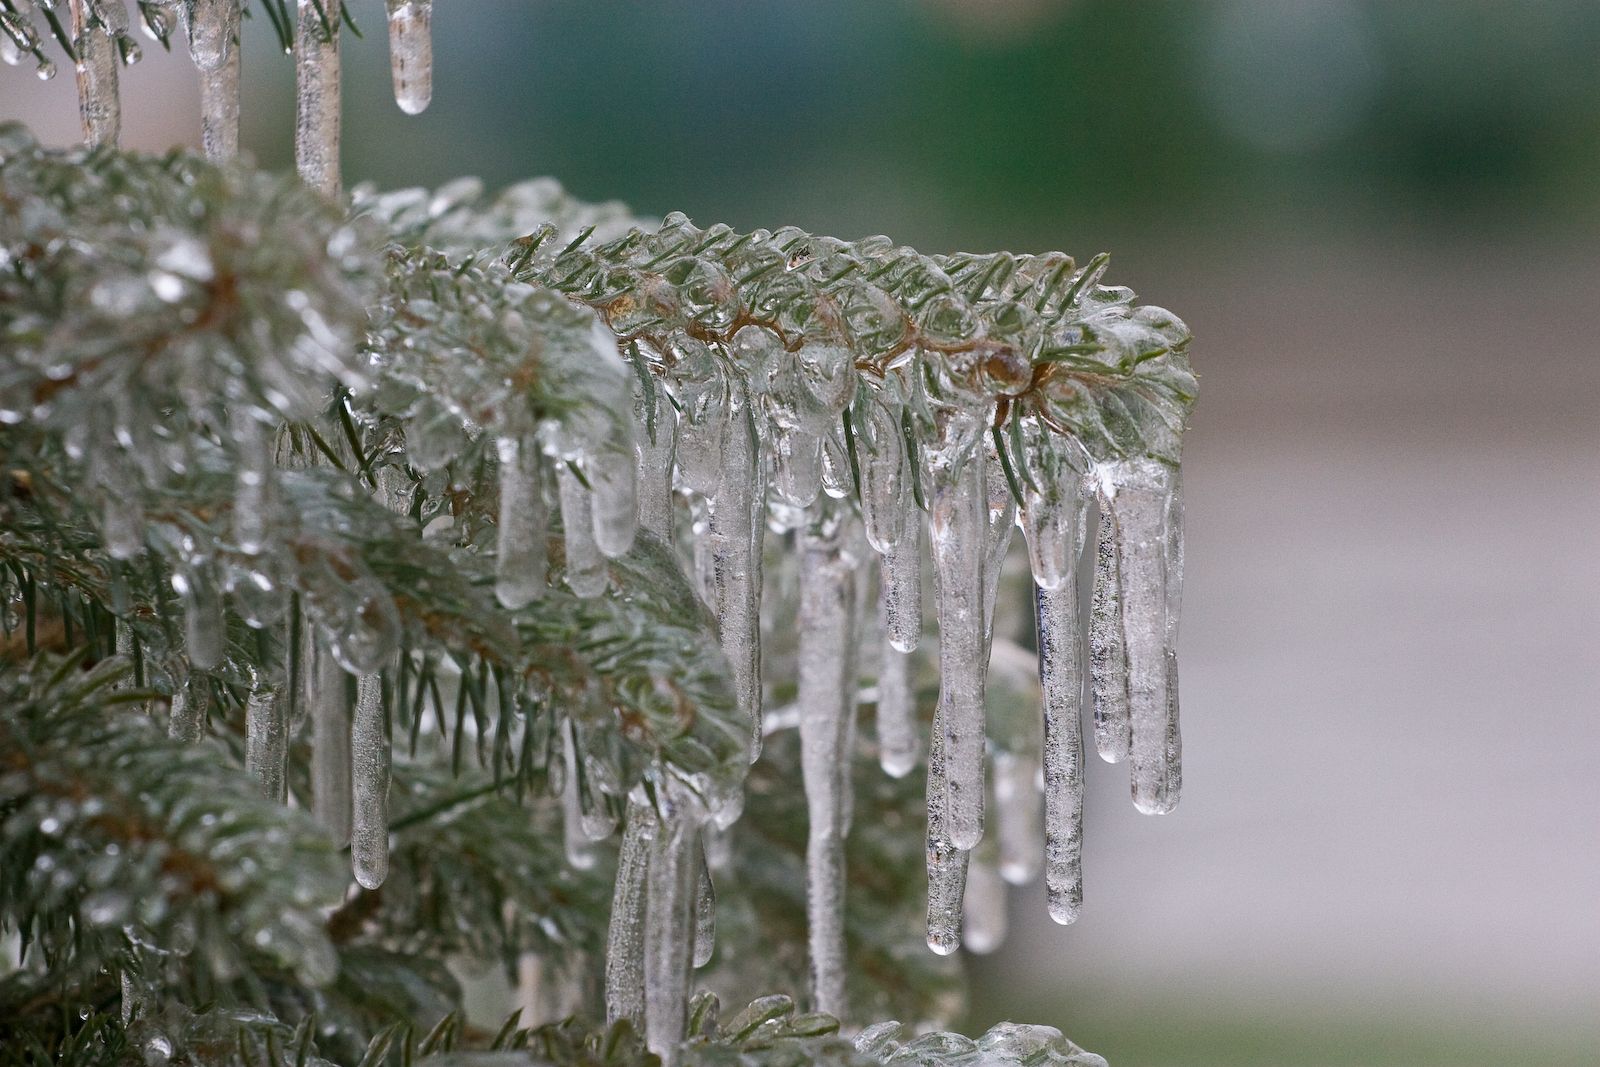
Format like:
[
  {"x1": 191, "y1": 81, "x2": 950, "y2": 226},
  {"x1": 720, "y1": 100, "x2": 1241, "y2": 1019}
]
[{"x1": 32, "y1": 8, "x2": 1191, "y2": 1062}]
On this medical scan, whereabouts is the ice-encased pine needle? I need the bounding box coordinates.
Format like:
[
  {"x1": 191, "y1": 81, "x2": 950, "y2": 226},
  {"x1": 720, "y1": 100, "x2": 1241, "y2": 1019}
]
[
  {"x1": 1103, "y1": 459, "x2": 1180, "y2": 815},
  {"x1": 1036, "y1": 581, "x2": 1084, "y2": 923},
  {"x1": 702, "y1": 385, "x2": 764, "y2": 760},
  {"x1": 1089, "y1": 499, "x2": 1130, "y2": 763},
  {"x1": 796, "y1": 510, "x2": 859, "y2": 1018},
  {"x1": 557, "y1": 463, "x2": 607, "y2": 597},
  {"x1": 385, "y1": 0, "x2": 431, "y2": 115},
  {"x1": 494, "y1": 436, "x2": 547, "y2": 609},
  {"x1": 294, "y1": 0, "x2": 340, "y2": 197},
  {"x1": 928, "y1": 428, "x2": 988, "y2": 852},
  {"x1": 643, "y1": 802, "x2": 700, "y2": 1065},
  {"x1": 245, "y1": 679, "x2": 287, "y2": 802},
  {"x1": 605, "y1": 796, "x2": 654, "y2": 1027},
  {"x1": 351, "y1": 673, "x2": 390, "y2": 889}
]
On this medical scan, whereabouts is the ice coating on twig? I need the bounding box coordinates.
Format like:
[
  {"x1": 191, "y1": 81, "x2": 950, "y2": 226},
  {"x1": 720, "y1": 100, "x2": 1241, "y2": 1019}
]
[
  {"x1": 385, "y1": 0, "x2": 431, "y2": 115},
  {"x1": 1089, "y1": 502, "x2": 1130, "y2": 763},
  {"x1": 796, "y1": 508, "x2": 860, "y2": 1017},
  {"x1": 245, "y1": 679, "x2": 286, "y2": 802},
  {"x1": 701, "y1": 384, "x2": 764, "y2": 759},
  {"x1": 494, "y1": 436, "x2": 547, "y2": 609},
  {"x1": 1102, "y1": 459, "x2": 1180, "y2": 815},
  {"x1": 927, "y1": 420, "x2": 989, "y2": 852},
  {"x1": 557, "y1": 463, "x2": 607, "y2": 597},
  {"x1": 643, "y1": 796, "x2": 701, "y2": 1065},
  {"x1": 184, "y1": 0, "x2": 240, "y2": 161},
  {"x1": 351, "y1": 672, "x2": 390, "y2": 889},
  {"x1": 605, "y1": 795, "x2": 654, "y2": 1027},
  {"x1": 294, "y1": 0, "x2": 340, "y2": 197}
]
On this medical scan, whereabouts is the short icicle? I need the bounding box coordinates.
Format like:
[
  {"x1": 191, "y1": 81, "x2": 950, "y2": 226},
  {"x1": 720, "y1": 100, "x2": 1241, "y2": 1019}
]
[
  {"x1": 70, "y1": 0, "x2": 120, "y2": 147},
  {"x1": 384, "y1": 0, "x2": 432, "y2": 115},
  {"x1": 876, "y1": 620, "x2": 919, "y2": 778},
  {"x1": 993, "y1": 749, "x2": 1041, "y2": 886},
  {"x1": 184, "y1": 0, "x2": 240, "y2": 161},
  {"x1": 882, "y1": 492, "x2": 922, "y2": 653},
  {"x1": 351, "y1": 672, "x2": 390, "y2": 889},
  {"x1": 605, "y1": 794, "x2": 655, "y2": 1027},
  {"x1": 1103, "y1": 459, "x2": 1180, "y2": 815},
  {"x1": 692, "y1": 851, "x2": 716, "y2": 969},
  {"x1": 294, "y1": 0, "x2": 340, "y2": 197},
  {"x1": 494, "y1": 436, "x2": 547, "y2": 609},
  {"x1": 588, "y1": 446, "x2": 638, "y2": 558},
  {"x1": 306, "y1": 622, "x2": 352, "y2": 846},
  {"x1": 244, "y1": 677, "x2": 287, "y2": 802},
  {"x1": 561, "y1": 719, "x2": 596, "y2": 870},
  {"x1": 643, "y1": 793, "x2": 702, "y2": 1066},
  {"x1": 167, "y1": 668, "x2": 204, "y2": 743},
  {"x1": 702, "y1": 384, "x2": 764, "y2": 759},
  {"x1": 796, "y1": 506, "x2": 860, "y2": 1018},
  {"x1": 1089, "y1": 498, "x2": 1130, "y2": 763},
  {"x1": 557, "y1": 463, "x2": 607, "y2": 597},
  {"x1": 927, "y1": 423, "x2": 989, "y2": 852}
]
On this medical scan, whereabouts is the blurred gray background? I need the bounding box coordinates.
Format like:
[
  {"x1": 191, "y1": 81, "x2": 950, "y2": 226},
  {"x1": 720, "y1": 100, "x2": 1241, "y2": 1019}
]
[{"x1": 5, "y1": 2, "x2": 1598, "y2": 1064}]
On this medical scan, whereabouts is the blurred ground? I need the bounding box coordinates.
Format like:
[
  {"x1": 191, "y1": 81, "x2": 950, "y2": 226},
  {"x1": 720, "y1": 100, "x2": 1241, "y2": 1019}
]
[{"x1": 5, "y1": 2, "x2": 1598, "y2": 1064}]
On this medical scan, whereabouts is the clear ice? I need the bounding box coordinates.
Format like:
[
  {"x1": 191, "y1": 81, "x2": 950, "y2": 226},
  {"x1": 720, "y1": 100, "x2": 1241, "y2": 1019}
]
[
  {"x1": 1089, "y1": 502, "x2": 1130, "y2": 763},
  {"x1": 385, "y1": 0, "x2": 431, "y2": 115},
  {"x1": 494, "y1": 436, "x2": 547, "y2": 609},
  {"x1": 294, "y1": 0, "x2": 340, "y2": 196},
  {"x1": 244, "y1": 678, "x2": 287, "y2": 802},
  {"x1": 351, "y1": 672, "x2": 390, "y2": 889},
  {"x1": 604, "y1": 795, "x2": 653, "y2": 1027},
  {"x1": 557, "y1": 463, "x2": 607, "y2": 597},
  {"x1": 184, "y1": 0, "x2": 240, "y2": 161}
]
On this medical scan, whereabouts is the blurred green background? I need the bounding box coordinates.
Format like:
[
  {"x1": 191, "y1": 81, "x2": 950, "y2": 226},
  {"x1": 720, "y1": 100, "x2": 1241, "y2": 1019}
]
[{"x1": 6, "y1": 2, "x2": 1599, "y2": 1065}]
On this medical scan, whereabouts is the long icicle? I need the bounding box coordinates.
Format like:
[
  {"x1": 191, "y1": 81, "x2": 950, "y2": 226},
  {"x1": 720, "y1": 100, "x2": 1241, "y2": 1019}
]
[
  {"x1": 1104, "y1": 459, "x2": 1180, "y2": 815},
  {"x1": 351, "y1": 672, "x2": 390, "y2": 888},
  {"x1": 643, "y1": 795, "x2": 700, "y2": 1066},
  {"x1": 1036, "y1": 579, "x2": 1085, "y2": 923},
  {"x1": 494, "y1": 435, "x2": 547, "y2": 609},
  {"x1": 70, "y1": 0, "x2": 120, "y2": 147},
  {"x1": 245, "y1": 676, "x2": 287, "y2": 802},
  {"x1": 924, "y1": 700, "x2": 967, "y2": 956},
  {"x1": 1089, "y1": 498, "x2": 1130, "y2": 762},
  {"x1": 294, "y1": 0, "x2": 340, "y2": 197},
  {"x1": 307, "y1": 619, "x2": 352, "y2": 845},
  {"x1": 384, "y1": 0, "x2": 431, "y2": 115},
  {"x1": 702, "y1": 383, "x2": 764, "y2": 760},
  {"x1": 692, "y1": 851, "x2": 716, "y2": 969},
  {"x1": 928, "y1": 428, "x2": 988, "y2": 852},
  {"x1": 561, "y1": 718, "x2": 597, "y2": 870},
  {"x1": 185, "y1": 0, "x2": 240, "y2": 161},
  {"x1": 796, "y1": 507, "x2": 858, "y2": 1017},
  {"x1": 882, "y1": 491, "x2": 922, "y2": 652},
  {"x1": 1163, "y1": 466, "x2": 1186, "y2": 804},
  {"x1": 605, "y1": 795, "x2": 655, "y2": 1027}
]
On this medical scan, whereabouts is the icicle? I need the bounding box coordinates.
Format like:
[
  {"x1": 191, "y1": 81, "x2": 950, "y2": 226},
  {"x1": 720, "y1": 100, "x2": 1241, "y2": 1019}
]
[
  {"x1": 233, "y1": 411, "x2": 272, "y2": 555},
  {"x1": 882, "y1": 492, "x2": 922, "y2": 652},
  {"x1": 184, "y1": 0, "x2": 240, "y2": 161},
  {"x1": 1089, "y1": 501, "x2": 1130, "y2": 763},
  {"x1": 636, "y1": 377, "x2": 677, "y2": 541},
  {"x1": 876, "y1": 633, "x2": 918, "y2": 778},
  {"x1": 643, "y1": 798, "x2": 701, "y2": 1065},
  {"x1": 351, "y1": 673, "x2": 390, "y2": 889},
  {"x1": 1163, "y1": 468, "x2": 1185, "y2": 803},
  {"x1": 294, "y1": 0, "x2": 340, "y2": 197},
  {"x1": 176, "y1": 564, "x2": 225, "y2": 670},
  {"x1": 167, "y1": 669, "x2": 204, "y2": 743},
  {"x1": 605, "y1": 796, "x2": 654, "y2": 1027},
  {"x1": 245, "y1": 679, "x2": 287, "y2": 802},
  {"x1": 384, "y1": 0, "x2": 431, "y2": 114},
  {"x1": 494, "y1": 436, "x2": 547, "y2": 609},
  {"x1": 858, "y1": 401, "x2": 906, "y2": 553},
  {"x1": 1103, "y1": 460, "x2": 1179, "y2": 815},
  {"x1": 306, "y1": 624, "x2": 352, "y2": 846},
  {"x1": 71, "y1": 3, "x2": 120, "y2": 147},
  {"x1": 924, "y1": 704, "x2": 967, "y2": 956},
  {"x1": 693, "y1": 851, "x2": 716, "y2": 968},
  {"x1": 993, "y1": 749, "x2": 1041, "y2": 886},
  {"x1": 589, "y1": 447, "x2": 638, "y2": 558},
  {"x1": 557, "y1": 463, "x2": 607, "y2": 597},
  {"x1": 561, "y1": 719, "x2": 597, "y2": 870},
  {"x1": 962, "y1": 833, "x2": 1006, "y2": 954},
  {"x1": 102, "y1": 492, "x2": 144, "y2": 559},
  {"x1": 702, "y1": 385, "x2": 764, "y2": 759},
  {"x1": 772, "y1": 425, "x2": 821, "y2": 507},
  {"x1": 1037, "y1": 581, "x2": 1084, "y2": 923},
  {"x1": 928, "y1": 429, "x2": 988, "y2": 852},
  {"x1": 796, "y1": 508, "x2": 860, "y2": 1018}
]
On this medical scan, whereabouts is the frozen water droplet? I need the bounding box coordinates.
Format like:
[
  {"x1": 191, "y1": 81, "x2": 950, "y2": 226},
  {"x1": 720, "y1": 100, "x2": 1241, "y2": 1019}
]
[
  {"x1": 352, "y1": 673, "x2": 390, "y2": 889},
  {"x1": 386, "y1": 0, "x2": 432, "y2": 114},
  {"x1": 494, "y1": 436, "x2": 548, "y2": 609}
]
